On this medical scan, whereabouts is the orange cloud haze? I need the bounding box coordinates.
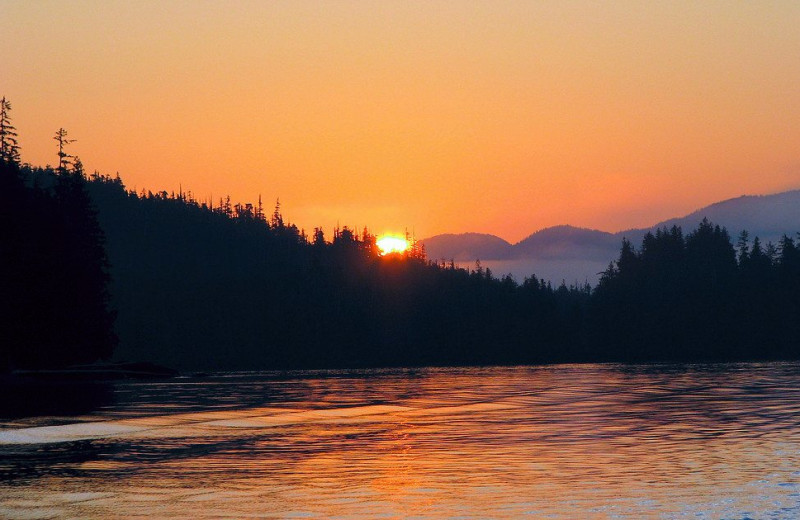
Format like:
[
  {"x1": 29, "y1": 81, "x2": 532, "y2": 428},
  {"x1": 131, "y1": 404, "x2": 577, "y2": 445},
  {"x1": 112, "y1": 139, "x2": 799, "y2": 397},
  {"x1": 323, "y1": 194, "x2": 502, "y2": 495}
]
[{"x1": 3, "y1": 0, "x2": 799, "y2": 242}]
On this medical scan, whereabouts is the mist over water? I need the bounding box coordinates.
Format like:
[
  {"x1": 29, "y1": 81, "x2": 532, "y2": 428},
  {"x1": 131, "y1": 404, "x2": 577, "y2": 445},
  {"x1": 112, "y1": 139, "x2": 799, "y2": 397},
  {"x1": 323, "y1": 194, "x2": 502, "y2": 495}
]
[
  {"x1": 478, "y1": 258, "x2": 609, "y2": 285},
  {"x1": 2, "y1": 363, "x2": 800, "y2": 518}
]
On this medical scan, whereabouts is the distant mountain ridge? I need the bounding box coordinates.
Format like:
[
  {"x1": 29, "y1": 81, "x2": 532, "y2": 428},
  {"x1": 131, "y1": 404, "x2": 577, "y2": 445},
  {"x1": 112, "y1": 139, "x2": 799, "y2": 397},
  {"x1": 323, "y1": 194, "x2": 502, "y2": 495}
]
[
  {"x1": 624, "y1": 190, "x2": 800, "y2": 245},
  {"x1": 513, "y1": 225, "x2": 616, "y2": 260},
  {"x1": 422, "y1": 233, "x2": 513, "y2": 261},
  {"x1": 421, "y1": 189, "x2": 800, "y2": 283}
]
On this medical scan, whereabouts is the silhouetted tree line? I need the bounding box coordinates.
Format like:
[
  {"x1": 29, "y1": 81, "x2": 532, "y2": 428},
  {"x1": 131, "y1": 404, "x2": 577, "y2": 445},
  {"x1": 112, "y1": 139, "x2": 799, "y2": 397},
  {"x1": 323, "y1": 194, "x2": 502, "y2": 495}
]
[
  {"x1": 80, "y1": 163, "x2": 800, "y2": 369},
  {"x1": 591, "y1": 221, "x2": 800, "y2": 361},
  {"x1": 1, "y1": 118, "x2": 115, "y2": 370},
  {"x1": 79, "y1": 168, "x2": 545, "y2": 370},
  {"x1": 3, "y1": 97, "x2": 799, "y2": 371}
]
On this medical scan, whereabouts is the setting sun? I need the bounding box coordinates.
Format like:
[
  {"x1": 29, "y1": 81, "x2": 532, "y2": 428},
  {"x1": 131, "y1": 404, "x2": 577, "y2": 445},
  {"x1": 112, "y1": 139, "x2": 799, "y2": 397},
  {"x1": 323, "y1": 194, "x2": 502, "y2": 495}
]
[
  {"x1": 3, "y1": 2, "x2": 800, "y2": 518},
  {"x1": 376, "y1": 235, "x2": 408, "y2": 256}
]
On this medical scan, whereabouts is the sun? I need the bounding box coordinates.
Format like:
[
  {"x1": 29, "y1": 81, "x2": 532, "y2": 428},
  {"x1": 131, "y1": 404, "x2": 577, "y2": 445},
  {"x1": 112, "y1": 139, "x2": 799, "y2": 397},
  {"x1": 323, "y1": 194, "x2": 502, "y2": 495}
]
[{"x1": 376, "y1": 235, "x2": 409, "y2": 256}]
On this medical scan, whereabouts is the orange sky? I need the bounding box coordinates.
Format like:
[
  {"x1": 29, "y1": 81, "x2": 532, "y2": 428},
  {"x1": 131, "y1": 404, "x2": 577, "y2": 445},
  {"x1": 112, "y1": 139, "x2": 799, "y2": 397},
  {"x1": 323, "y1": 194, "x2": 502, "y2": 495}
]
[{"x1": 3, "y1": 0, "x2": 799, "y2": 243}]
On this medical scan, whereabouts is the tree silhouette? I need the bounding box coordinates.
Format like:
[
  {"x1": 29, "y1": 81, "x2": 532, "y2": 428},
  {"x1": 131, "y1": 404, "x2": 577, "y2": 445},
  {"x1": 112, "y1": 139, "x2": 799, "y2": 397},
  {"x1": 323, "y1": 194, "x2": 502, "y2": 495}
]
[
  {"x1": 1, "y1": 130, "x2": 116, "y2": 370},
  {"x1": 736, "y1": 230, "x2": 750, "y2": 264},
  {"x1": 53, "y1": 127, "x2": 75, "y2": 174},
  {"x1": 0, "y1": 97, "x2": 20, "y2": 165}
]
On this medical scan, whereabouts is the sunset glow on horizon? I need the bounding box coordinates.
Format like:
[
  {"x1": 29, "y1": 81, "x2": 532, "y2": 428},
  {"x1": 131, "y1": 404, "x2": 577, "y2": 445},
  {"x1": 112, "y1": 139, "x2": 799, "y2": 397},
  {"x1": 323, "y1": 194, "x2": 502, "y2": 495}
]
[
  {"x1": 2, "y1": 0, "x2": 799, "y2": 242},
  {"x1": 377, "y1": 235, "x2": 409, "y2": 256}
]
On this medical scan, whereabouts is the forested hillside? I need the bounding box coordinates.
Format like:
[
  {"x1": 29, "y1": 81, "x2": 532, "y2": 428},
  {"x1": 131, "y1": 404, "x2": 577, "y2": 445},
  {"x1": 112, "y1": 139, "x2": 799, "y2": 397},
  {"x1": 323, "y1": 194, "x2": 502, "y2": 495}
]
[
  {"x1": 0, "y1": 160, "x2": 116, "y2": 371},
  {"x1": 2, "y1": 96, "x2": 799, "y2": 371},
  {"x1": 85, "y1": 171, "x2": 800, "y2": 369},
  {"x1": 4, "y1": 163, "x2": 800, "y2": 371},
  {"x1": 81, "y1": 171, "x2": 581, "y2": 370}
]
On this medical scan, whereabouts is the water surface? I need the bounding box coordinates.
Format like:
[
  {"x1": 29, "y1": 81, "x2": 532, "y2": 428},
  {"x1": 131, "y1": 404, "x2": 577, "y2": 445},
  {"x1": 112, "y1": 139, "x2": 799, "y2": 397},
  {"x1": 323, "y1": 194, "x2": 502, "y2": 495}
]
[{"x1": 2, "y1": 363, "x2": 800, "y2": 518}]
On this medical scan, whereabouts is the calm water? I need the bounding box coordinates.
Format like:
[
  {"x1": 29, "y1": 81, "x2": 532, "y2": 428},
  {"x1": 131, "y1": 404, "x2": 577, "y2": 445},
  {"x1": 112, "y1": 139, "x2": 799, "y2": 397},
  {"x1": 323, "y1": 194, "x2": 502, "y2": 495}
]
[{"x1": 3, "y1": 363, "x2": 800, "y2": 519}]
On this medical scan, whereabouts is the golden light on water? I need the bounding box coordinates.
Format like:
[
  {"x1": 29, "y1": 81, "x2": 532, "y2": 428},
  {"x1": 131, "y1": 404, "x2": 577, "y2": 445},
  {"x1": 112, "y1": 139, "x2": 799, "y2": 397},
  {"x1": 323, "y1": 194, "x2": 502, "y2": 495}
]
[
  {"x1": 2, "y1": 366, "x2": 796, "y2": 518},
  {"x1": 377, "y1": 235, "x2": 408, "y2": 256}
]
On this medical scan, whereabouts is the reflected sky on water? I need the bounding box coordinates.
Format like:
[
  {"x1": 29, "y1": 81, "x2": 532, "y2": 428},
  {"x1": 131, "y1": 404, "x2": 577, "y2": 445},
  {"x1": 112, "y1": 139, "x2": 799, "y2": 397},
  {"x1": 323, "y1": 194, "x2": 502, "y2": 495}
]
[{"x1": 2, "y1": 363, "x2": 800, "y2": 518}]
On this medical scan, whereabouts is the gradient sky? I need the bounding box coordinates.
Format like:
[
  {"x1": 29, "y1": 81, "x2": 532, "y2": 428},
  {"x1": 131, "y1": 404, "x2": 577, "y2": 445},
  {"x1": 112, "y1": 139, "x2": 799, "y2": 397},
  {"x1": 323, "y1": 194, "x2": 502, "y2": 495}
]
[{"x1": 2, "y1": 0, "x2": 799, "y2": 242}]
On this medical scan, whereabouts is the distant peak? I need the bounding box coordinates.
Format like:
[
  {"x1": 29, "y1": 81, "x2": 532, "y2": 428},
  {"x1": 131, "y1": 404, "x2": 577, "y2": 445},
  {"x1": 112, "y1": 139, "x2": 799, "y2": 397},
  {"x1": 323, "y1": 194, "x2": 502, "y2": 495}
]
[
  {"x1": 421, "y1": 232, "x2": 511, "y2": 245},
  {"x1": 516, "y1": 225, "x2": 614, "y2": 245},
  {"x1": 420, "y1": 232, "x2": 512, "y2": 260}
]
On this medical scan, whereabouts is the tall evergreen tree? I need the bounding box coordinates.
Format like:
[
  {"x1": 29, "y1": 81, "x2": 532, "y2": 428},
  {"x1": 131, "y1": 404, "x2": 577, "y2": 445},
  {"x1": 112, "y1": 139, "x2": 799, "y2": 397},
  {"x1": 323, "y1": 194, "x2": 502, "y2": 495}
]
[
  {"x1": 52, "y1": 161, "x2": 117, "y2": 363},
  {"x1": 736, "y1": 230, "x2": 750, "y2": 265},
  {"x1": 0, "y1": 97, "x2": 21, "y2": 165},
  {"x1": 53, "y1": 127, "x2": 75, "y2": 174}
]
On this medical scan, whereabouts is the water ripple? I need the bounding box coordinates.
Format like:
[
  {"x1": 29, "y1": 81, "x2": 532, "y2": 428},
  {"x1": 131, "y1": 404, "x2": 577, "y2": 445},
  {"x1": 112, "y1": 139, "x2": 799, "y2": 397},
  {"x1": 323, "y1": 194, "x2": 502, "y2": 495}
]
[{"x1": 2, "y1": 363, "x2": 800, "y2": 518}]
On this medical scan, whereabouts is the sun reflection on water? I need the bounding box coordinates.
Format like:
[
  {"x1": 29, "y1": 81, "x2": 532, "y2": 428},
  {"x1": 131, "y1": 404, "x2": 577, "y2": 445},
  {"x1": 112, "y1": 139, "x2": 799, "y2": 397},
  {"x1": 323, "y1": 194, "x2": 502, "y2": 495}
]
[{"x1": 2, "y1": 364, "x2": 800, "y2": 518}]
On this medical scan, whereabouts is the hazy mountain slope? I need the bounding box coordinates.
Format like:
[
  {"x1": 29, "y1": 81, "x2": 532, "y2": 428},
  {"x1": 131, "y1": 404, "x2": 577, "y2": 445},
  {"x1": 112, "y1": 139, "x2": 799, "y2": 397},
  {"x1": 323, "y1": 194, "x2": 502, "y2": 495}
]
[
  {"x1": 621, "y1": 190, "x2": 800, "y2": 245},
  {"x1": 420, "y1": 226, "x2": 619, "y2": 263},
  {"x1": 513, "y1": 225, "x2": 618, "y2": 259},
  {"x1": 423, "y1": 233, "x2": 512, "y2": 261},
  {"x1": 420, "y1": 227, "x2": 618, "y2": 283},
  {"x1": 421, "y1": 189, "x2": 800, "y2": 283}
]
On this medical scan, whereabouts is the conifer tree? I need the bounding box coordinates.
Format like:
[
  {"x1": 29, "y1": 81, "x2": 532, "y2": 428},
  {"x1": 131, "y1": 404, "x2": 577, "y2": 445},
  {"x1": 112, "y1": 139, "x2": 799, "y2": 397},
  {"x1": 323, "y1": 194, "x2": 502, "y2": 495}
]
[
  {"x1": 736, "y1": 230, "x2": 750, "y2": 265},
  {"x1": 0, "y1": 97, "x2": 21, "y2": 165},
  {"x1": 313, "y1": 227, "x2": 325, "y2": 247},
  {"x1": 53, "y1": 150, "x2": 117, "y2": 363},
  {"x1": 53, "y1": 127, "x2": 75, "y2": 174},
  {"x1": 271, "y1": 199, "x2": 284, "y2": 229}
]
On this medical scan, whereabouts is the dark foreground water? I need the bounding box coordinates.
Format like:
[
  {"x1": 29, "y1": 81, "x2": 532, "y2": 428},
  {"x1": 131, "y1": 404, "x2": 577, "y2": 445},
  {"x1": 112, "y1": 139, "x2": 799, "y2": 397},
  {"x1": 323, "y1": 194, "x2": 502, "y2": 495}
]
[{"x1": 2, "y1": 363, "x2": 800, "y2": 519}]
